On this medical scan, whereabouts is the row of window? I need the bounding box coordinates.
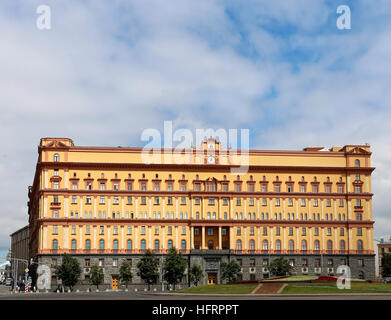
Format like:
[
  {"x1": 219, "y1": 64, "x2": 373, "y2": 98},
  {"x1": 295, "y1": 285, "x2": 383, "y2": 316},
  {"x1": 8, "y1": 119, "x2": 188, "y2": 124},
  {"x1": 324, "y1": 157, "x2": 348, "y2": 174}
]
[
  {"x1": 50, "y1": 238, "x2": 365, "y2": 252},
  {"x1": 52, "y1": 179, "x2": 364, "y2": 194},
  {"x1": 54, "y1": 209, "x2": 363, "y2": 222},
  {"x1": 57, "y1": 195, "x2": 362, "y2": 208},
  {"x1": 234, "y1": 239, "x2": 364, "y2": 251},
  {"x1": 51, "y1": 225, "x2": 365, "y2": 238},
  {"x1": 51, "y1": 238, "x2": 187, "y2": 251}
]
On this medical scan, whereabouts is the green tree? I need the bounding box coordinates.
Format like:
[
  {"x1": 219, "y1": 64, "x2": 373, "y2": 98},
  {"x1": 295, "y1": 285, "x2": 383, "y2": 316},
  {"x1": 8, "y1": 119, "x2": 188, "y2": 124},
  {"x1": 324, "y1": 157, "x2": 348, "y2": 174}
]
[
  {"x1": 137, "y1": 250, "x2": 159, "y2": 291},
  {"x1": 382, "y1": 253, "x2": 391, "y2": 278},
  {"x1": 55, "y1": 254, "x2": 81, "y2": 291},
  {"x1": 119, "y1": 260, "x2": 133, "y2": 288},
  {"x1": 269, "y1": 257, "x2": 293, "y2": 276},
  {"x1": 163, "y1": 248, "x2": 187, "y2": 290},
  {"x1": 221, "y1": 260, "x2": 242, "y2": 283},
  {"x1": 89, "y1": 265, "x2": 104, "y2": 290},
  {"x1": 189, "y1": 264, "x2": 203, "y2": 286}
]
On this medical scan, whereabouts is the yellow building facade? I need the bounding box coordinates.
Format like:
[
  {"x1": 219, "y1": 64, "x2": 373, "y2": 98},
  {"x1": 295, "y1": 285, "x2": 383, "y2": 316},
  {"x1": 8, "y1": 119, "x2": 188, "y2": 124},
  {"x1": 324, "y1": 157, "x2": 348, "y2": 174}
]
[{"x1": 28, "y1": 137, "x2": 376, "y2": 288}]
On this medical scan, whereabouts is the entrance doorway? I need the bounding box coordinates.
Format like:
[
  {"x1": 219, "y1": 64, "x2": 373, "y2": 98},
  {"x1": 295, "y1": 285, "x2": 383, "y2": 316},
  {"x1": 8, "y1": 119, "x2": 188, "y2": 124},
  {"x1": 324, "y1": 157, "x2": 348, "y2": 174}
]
[
  {"x1": 111, "y1": 276, "x2": 119, "y2": 290},
  {"x1": 207, "y1": 273, "x2": 217, "y2": 285}
]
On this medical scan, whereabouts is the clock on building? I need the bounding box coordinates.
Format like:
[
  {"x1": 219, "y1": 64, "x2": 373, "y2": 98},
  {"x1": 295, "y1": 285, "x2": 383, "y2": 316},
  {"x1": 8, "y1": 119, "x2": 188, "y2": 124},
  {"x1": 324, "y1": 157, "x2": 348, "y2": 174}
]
[{"x1": 207, "y1": 156, "x2": 215, "y2": 164}]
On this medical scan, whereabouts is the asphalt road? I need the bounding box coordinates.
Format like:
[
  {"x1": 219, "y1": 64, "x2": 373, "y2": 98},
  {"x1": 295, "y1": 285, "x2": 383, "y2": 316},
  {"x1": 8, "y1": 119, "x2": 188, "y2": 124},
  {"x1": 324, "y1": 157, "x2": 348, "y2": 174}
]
[{"x1": 1, "y1": 285, "x2": 391, "y2": 300}]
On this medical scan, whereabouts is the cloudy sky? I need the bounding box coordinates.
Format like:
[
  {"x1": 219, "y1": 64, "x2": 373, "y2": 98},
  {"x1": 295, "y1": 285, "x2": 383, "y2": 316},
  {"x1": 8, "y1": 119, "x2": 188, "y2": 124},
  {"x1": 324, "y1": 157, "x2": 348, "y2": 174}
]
[{"x1": 0, "y1": 0, "x2": 390, "y2": 255}]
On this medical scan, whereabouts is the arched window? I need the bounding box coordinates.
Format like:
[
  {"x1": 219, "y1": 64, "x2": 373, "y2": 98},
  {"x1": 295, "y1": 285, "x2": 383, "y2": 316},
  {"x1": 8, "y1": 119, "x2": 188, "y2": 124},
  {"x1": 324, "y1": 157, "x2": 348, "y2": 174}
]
[
  {"x1": 181, "y1": 240, "x2": 186, "y2": 250},
  {"x1": 261, "y1": 213, "x2": 264, "y2": 220},
  {"x1": 288, "y1": 240, "x2": 294, "y2": 251},
  {"x1": 248, "y1": 213, "x2": 252, "y2": 220},
  {"x1": 236, "y1": 239, "x2": 242, "y2": 250},
  {"x1": 355, "y1": 159, "x2": 360, "y2": 167},
  {"x1": 314, "y1": 240, "x2": 320, "y2": 251},
  {"x1": 127, "y1": 239, "x2": 132, "y2": 250},
  {"x1": 253, "y1": 213, "x2": 256, "y2": 220},
  {"x1": 275, "y1": 239, "x2": 281, "y2": 251},
  {"x1": 113, "y1": 239, "x2": 119, "y2": 250},
  {"x1": 340, "y1": 240, "x2": 345, "y2": 251},
  {"x1": 301, "y1": 240, "x2": 307, "y2": 251},
  {"x1": 327, "y1": 240, "x2": 333, "y2": 251},
  {"x1": 85, "y1": 239, "x2": 91, "y2": 250},
  {"x1": 54, "y1": 153, "x2": 60, "y2": 162},
  {"x1": 154, "y1": 239, "x2": 160, "y2": 251},
  {"x1": 52, "y1": 239, "x2": 58, "y2": 250},
  {"x1": 168, "y1": 240, "x2": 173, "y2": 249},
  {"x1": 357, "y1": 240, "x2": 363, "y2": 251},
  {"x1": 140, "y1": 239, "x2": 146, "y2": 250},
  {"x1": 249, "y1": 239, "x2": 255, "y2": 251},
  {"x1": 99, "y1": 239, "x2": 105, "y2": 250},
  {"x1": 71, "y1": 239, "x2": 77, "y2": 250},
  {"x1": 262, "y1": 240, "x2": 268, "y2": 251}
]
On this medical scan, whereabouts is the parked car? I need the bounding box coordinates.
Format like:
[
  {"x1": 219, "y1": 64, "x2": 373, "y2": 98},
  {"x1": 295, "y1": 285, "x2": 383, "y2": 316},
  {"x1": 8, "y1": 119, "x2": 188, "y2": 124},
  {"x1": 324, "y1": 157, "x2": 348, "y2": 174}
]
[
  {"x1": 5, "y1": 278, "x2": 13, "y2": 286},
  {"x1": 383, "y1": 277, "x2": 391, "y2": 283}
]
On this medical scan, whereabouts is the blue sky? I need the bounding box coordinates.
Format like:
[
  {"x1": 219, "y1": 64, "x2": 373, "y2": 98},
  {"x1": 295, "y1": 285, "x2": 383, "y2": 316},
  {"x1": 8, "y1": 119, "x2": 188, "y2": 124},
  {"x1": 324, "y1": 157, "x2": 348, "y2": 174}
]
[{"x1": 0, "y1": 0, "x2": 391, "y2": 250}]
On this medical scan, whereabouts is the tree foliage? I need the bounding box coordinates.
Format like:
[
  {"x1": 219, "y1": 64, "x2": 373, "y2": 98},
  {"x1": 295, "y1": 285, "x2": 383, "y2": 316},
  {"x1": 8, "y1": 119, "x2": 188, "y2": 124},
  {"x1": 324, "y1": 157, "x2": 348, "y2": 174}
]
[
  {"x1": 55, "y1": 253, "x2": 81, "y2": 290},
  {"x1": 119, "y1": 260, "x2": 133, "y2": 288},
  {"x1": 137, "y1": 250, "x2": 159, "y2": 290},
  {"x1": 189, "y1": 264, "x2": 204, "y2": 286},
  {"x1": 269, "y1": 257, "x2": 293, "y2": 276},
  {"x1": 382, "y1": 253, "x2": 391, "y2": 278},
  {"x1": 221, "y1": 260, "x2": 242, "y2": 283},
  {"x1": 163, "y1": 248, "x2": 187, "y2": 290},
  {"x1": 89, "y1": 265, "x2": 104, "y2": 289}
]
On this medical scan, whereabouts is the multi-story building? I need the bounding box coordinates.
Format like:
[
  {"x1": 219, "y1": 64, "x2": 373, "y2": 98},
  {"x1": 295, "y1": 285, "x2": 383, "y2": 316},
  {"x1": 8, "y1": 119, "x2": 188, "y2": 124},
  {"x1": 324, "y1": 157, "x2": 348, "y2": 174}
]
[
  {"x1": 28, "y1": 137, "x2": 375, "y2": 289},
  {"x1": 377, "y1": 237, "x2": 391, "y2": 278}
]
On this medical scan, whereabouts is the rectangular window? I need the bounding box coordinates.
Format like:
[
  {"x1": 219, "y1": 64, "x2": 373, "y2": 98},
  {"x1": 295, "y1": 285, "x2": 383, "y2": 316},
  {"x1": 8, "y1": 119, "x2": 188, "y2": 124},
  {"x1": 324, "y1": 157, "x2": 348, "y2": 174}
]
[
  {"x1": 357, "y1": 228, "x2": 362, "y2": 236},
  {"x1": 194, "y1": 197, "x2": 200, "y2": 205},
  {"x1": 154, "y1": 196, "x2": 159, "y2": 205},
  {"x1": 167, "y1": 226, "x2": 172, "y2": 235},
  {"x1": 208, "y1": 198, "x2": 215, "y2": 205},
  {"x1": 222, "y1": 184, "x2": 228, "y2": 192},
  {"x1": 289, "y1": 227, "x2": 293, "y2": 236},
  {"x1": 235, "y1": 184, "x2": 241, "y2": 192},
  {"x1": 314, "y1": 227, "x2": 319, "y2": 236},
  {"x1": 222, "y1": 198, "x2": 228, "y2": 206},
  {"x1": 339, "y1": 199, "x2": 344, "y2": 207},
  {"x1": 52, "y1": 225, "x2": 58, "y2": 235},
  {"x1": 326, "y1": 185, "x2": 331, "y2": 193},
  {"x1": 314, "y1": 199, "x2": 319, "y2": 207},
  {"x1": 141, "y1": 183, "x2": 146, "y2": 191},
  {"x1": 99, "y1": 226, "x2": 104, "y2": 235},
  {"x1": 262, "y1": 198, "x2": 267, "y2": 206},
  {"x1": 113, "y1": 196, "x2": 119, "y2": 205},
  {"x1": 301, "y1": 199, "x2": 306, "y2": 206},
  {"x1": 313, "y1": 185, "x2": 318, "y2": 193},
  {"x1": 236, "y1": 227, "x2": 241, "y2": 236},
  {"x1": 263, "y1": 227, "x2": 267, "y2": 236},
  {"x1": 154, "y1": 183, "x2": 160, "y2": 191},
  {"x1": 275, "y1": 185, "x2": 280, "y2": 192},
  {"x1": 261, "y1": 184, "x2": 267, "y2": 192},
  {"x1": 182, "y1": 226, "x2": 186, "y2": 235},
  {"x1": 275, "y1": 198, "x2": 280, "y2": 206},
  {"x1": 127, "y1": 226, "x2": 132, "y2": 235},
  {"x1": 327, "y1": 228, "x2": 332, "y2": 236},
  {"x1": 236, "y1": 198, "x2": 241, "y2": 206},
  {"x1": 100, "y1": 183, "x2": 105, "y2": 191},
  {"x1": 127, "y1": 183, "x2": 133, "y2": 191},
  {"x1": 113, "y1": 226, "x2": 118, "y2": 235},
  {"x1": 100, "y1": 196, "x2": 105, "y2": 204},
  {"x1": 72, "y1": 182, "x2": 77, "y2": 190},
  {"x1": 141, "y1": 196, "x2": 146, "y2": 205},
  {"x1": 249, "y1": 198, "x2": 254, "y2": 206},
  {"x1": 141, "y1": 226, "x2": 146, "y2": 235},
  {"x1": 181, "y1": 197, "x2": 186, "y2": 205},
  {"x1": 127, "y1": 196, "x2": 132, "y2": 205},
  {"x1": 288, "y1": 198, "x2": 293, "y2": 206},
  {"x1": 338, "y1": 185, "x2": 344, "y2": 193},
  {"x1": 249, "y1": 184, "x2": 254, "y2": 192}
]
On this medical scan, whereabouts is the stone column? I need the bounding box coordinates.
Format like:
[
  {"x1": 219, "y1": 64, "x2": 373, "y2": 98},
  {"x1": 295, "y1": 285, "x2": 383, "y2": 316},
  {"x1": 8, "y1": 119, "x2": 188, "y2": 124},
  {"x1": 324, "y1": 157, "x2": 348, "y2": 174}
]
[
  {"x1": 190, "y1": 226, "x2": 194, "y2": 249},
  {"x1": 218, "y1": 226, "x2": 222, "y2": 250},
  {"x1": 202, "y1": 226, "x2": 205, "y2": 249}
]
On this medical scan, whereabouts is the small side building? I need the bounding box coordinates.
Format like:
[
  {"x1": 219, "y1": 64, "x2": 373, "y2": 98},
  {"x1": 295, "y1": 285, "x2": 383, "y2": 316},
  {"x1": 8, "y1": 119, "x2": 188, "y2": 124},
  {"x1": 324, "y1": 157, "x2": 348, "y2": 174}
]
[
  {"x1": 10, "y1": 225, "x2": 30, "y2": 280},
  {"x1": 377, "y1": 237, "x2": 391, "y2": 278}
]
